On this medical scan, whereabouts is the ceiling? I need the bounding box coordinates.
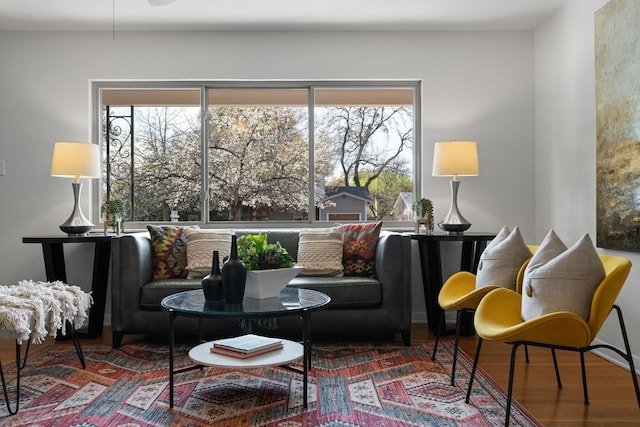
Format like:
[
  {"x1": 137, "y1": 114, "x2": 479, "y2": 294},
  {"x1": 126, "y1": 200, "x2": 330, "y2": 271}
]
[{"x1": 0, "y1": 0, "x2": 569, "y2": 32}]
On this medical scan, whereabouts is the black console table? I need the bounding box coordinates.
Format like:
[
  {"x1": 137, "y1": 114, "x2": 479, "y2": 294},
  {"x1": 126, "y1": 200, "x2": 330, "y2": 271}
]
[
  {"x1": 409, "y1": 232, "x2": 496, "y2": 335},
  {"x1": 22, "y1": 234, "x2": 113, "y2": 338}
]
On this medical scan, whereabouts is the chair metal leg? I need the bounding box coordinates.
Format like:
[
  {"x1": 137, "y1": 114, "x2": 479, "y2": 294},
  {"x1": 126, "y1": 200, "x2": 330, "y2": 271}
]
[
  {"x1": 551, "y1": 348, "x2": 562, "y2": 389},
  {"x1": 0, "y1": 341, "x2": 22, "y2": 415},
  {"x1": 587, "y1": 305, "x2": 640, "y2": 408},
  {"x1": 505, "y1": 342, "x2": 524, "y2": 427},
  {"x1": 580, "y1": 350, "x2": 589, "y2": 404},
  {"x1": 67, "y1": 322, "x2": 86, "y2": 369},
  {"x1": 450, "y1": 310, "x2": 464, "y2": 386},
  {"x1": 19, "y1": 340, "x2": 30, "y2": 370},
  {"x1": 524, "y1": 344, "x2": 530, "y2": 364},
  {"x1": 431, "y1": 312, "x2": 445, "y2": 361},
  {"x1": 612, "y1": 305, "x2": 640, "y2": 408},
  {"x1": 465, "y1": 337, "x2": 483, "y2": 403}
]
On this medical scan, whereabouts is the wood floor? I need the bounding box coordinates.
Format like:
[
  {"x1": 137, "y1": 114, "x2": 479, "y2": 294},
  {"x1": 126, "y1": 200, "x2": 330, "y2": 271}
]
[{"x1": 1, "y1": 324, "x2": 638, "y2": 426}]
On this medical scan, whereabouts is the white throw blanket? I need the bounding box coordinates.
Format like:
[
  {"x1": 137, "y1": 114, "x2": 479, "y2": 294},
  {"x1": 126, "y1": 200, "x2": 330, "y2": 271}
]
[{"x1": 0, "y1": 280, "x2": 93, "y2": 344}]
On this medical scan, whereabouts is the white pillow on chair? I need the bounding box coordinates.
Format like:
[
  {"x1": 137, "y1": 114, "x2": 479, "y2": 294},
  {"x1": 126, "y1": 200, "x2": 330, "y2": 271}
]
[
  {"x1": 476, "y1": 226, "x2": 532, "y2": 290},
  {"x1": 521, "y1": 232, "x2": 605, "y2": 322}
]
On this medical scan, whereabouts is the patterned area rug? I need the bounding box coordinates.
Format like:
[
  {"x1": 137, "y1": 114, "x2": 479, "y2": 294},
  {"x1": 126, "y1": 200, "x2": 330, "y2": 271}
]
[{"x1": 0, "y1": 339, "x2": 541, "y2": 426}]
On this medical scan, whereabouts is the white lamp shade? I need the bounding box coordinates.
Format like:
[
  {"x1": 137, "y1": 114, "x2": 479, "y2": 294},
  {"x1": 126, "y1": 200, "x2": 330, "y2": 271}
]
[
  {"x1": 432, "y1": 140, "x2": 479, "y2": 177},
  {"x1": 51, "y1": 142, "x2": 101, "y2": 179}
]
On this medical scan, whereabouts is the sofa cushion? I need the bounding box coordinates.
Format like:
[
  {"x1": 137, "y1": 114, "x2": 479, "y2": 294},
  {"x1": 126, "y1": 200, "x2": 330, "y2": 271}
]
[
  {"x1": 183, "y1": 228, "x2": 234, "y2": 279},
  {"x1": 140, "y1": 276, "x2": 383, "y2": 310},
  {"x1": 288, "y1": 276, "x2": 381, "y2": 308},
  {"x1": 147, "y1": 225, "x2": 196, "y2": 280},
  {"x1": 296, "y1": 226, "x2": 344, "y2": 277},
  {"x1": 140, "y1": 279, "x2": 203, "y2": 309},
  {"x1": 475, "y1": 225, "x2": 532, "y2": 290},
  {"x1": 521, "y1": 233, "x2": 605, "y2": 322},
  {"x1": 342, "y1": 221, "x2": 383, "y2": 278}
]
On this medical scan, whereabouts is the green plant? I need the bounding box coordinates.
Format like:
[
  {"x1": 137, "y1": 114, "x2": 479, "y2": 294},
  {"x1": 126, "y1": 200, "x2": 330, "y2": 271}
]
[
  {"x1": 101, "y1": 199, "x2": 125, "y2": 217},
  {"x1": 236, "y1": 233, "x2": 295, "y2": 271},
  {"x1": 413, "y1": 198, "x2": 434, "y2": 231},
  {"x1": 100, "y1": 199, "x2": 126, "y2": 232},
  {"x1": 412, "y1": 198, "x2": 433, "y2": 219}
]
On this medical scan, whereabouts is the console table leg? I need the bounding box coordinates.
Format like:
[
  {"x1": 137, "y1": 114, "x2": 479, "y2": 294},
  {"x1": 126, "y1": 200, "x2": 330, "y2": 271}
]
[
  {"x1": 41, "y1": 243, "x2": 67, "y2": 282},
  {"x1": 85, "y1": 241, "x2": 111, "y2": 338}
]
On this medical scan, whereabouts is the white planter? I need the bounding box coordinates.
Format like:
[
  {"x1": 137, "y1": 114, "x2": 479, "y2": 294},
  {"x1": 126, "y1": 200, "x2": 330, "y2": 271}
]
[{"x1": 244, "y1": 267, "x2": 304, "y2": 299}]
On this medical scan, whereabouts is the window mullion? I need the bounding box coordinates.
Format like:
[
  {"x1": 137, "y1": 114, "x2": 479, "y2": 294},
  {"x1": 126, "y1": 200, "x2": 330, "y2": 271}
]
[
  {"x1": 201, "y1": 87, "x2": 209, "y2": 224},
  {"x1": 308, "y1": 87, "x2": 316, "y2": 223}
]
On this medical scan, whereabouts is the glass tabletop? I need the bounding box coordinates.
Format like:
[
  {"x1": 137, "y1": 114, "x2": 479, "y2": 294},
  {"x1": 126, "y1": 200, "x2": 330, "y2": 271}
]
[{"x1": 161, "y1": 287, "x2": 331, "y2": 317}]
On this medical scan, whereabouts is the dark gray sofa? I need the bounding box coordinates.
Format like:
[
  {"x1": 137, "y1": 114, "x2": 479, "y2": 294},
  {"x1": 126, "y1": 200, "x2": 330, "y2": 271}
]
[{"x1": 110, "y1": 228, "x2": 411, "y2": 348}]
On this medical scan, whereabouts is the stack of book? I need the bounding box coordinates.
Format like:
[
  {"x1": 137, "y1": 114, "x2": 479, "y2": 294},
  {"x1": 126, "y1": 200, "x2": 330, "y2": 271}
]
[{"x1": 210, "y1": 334, "x2": 284, "y2": 359}]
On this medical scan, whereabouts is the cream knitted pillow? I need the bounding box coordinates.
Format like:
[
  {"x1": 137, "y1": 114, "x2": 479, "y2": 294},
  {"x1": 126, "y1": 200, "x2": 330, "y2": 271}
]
[
  {"x1": 183, "y1": 229, "x2": 234, "y2": 279},
  {"x1": 296, "y1": 226, "x2": 344, "y2": 277},
  {"x1": 475, "y1": 226, "x2": 532, "y2": 290},
  {"x1": 521, "y1": 233, "x2": 605, "y2": 322}
]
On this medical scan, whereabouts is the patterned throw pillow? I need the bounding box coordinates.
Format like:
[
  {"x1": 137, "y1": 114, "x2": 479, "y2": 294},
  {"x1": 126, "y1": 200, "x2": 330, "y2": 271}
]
[
  {"x1": 342, "y1": 221, "x2": 383, "y2": 278},
  {"x1": 521, "y1": 232, "x2": 605, "y2": 322},
  {"x1": 147, "y1": 225, "x2": 196, "y2": 280},
  {"x1": 475, "y1": 226, "x2": 532, "y2": 290},
  {"x1": 296, "y1": 226, "x2": 344, "y2": 277},
  {"x1": 183, "y1": 229, "x2": 234, "y2": 279}
]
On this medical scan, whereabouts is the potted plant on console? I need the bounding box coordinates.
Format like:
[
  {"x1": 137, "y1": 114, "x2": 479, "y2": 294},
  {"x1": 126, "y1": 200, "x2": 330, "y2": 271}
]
[
  {"x1": 236, "y1": 233, "x2": 302, "y2": 299},
  {"x1": 413, "y1": 198, "x2": 434, "y2": 234},
  {"x1": 101, "y1": 199, "x2": 126, "y2": 234}
]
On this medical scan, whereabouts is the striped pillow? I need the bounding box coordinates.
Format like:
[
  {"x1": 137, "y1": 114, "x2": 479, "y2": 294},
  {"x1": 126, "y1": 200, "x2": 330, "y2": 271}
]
[
  {"x1": 183, "y1": 229, "x2": 234, "y2": 279},
  {"x1": 296, "y1": 227, "x2": 344, "y2": 277}
]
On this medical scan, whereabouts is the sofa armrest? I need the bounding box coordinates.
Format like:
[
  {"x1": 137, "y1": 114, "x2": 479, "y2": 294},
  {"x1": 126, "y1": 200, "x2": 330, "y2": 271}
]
[
  {"x1": 375, "y1": 231, "x2": 412, "y2": 324},
  {"x1": 110, "y1": 232, "x2": 153, "y2": 330}
]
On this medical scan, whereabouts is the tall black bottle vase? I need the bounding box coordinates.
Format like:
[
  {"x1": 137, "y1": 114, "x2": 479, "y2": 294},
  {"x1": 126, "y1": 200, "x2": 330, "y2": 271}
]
[
  {"x1": 222, "y1": 235, "x2": 247, "y2": 304},
  {"x1": 201, "y1": 250, "x2": 223, "y2": 301}
]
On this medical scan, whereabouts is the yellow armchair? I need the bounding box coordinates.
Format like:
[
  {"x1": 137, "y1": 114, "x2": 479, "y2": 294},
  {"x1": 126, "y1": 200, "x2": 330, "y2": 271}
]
[
  {"x1": 465, "y1": 254, "x2": 640, "y2": 426},
  {"x1": 432, "y1": 246, "x2": 537, "y2": 386},
  {"x1": 432, "y1": 271, "x2": 500, "y2": 385}
]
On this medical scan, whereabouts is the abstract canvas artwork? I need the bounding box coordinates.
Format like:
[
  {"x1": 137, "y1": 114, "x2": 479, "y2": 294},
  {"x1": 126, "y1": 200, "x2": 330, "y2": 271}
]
[{"x1": 595, "y1": 0, "x2": 640, "y2": 252}]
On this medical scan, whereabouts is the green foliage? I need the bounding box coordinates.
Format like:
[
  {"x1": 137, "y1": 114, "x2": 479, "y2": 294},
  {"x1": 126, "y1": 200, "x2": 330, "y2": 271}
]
[
  {"x1": 366, "y1": 170, "x2": 413, "y2": 219},
  {"x1": 237, "y1": 234, "x2": 295, "y2": 270},
  {"x1": 413, "y1": 198, "x2": 434, "y2": 231},
  {"x1": 100, "y1": 199, "x2": 126, "y2": 218},
  {"x1": 412, "y1": 198, "x2": 433, "y2": 218},
  {"x1": 100, "y1": 199, "x2": 127, "y2": 233}
]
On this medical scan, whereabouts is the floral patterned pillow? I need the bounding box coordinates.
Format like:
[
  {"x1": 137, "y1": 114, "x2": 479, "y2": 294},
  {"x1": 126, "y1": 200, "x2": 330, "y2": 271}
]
[
  {"x1": 341, "y1": 221, "x2": 382, "y2": 278},
  {"x1": 147, "y1": 225, "x2": 196, "y2": 280}
]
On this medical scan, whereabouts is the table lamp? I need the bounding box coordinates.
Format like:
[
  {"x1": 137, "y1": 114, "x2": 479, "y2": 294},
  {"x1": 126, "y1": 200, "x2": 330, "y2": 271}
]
[
  {"x1": 432, "y1": 140, "x2": 479, "y2": 233},
  {"x1": 51, "y1": 142, "x2": 101, "y2": 236}
]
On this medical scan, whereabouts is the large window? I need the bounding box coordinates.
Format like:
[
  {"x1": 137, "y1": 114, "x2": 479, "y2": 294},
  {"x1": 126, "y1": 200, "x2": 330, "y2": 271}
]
[{"x1": 95, "y1": 81, "x2": 420, "y2": 225}]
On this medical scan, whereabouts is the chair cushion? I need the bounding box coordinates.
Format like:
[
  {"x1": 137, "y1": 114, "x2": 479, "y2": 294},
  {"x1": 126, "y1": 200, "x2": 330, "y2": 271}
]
[
  {"x1": 342, "y1": 221, "x2": 383, "y2": 278},
  {"x1": 476, "y1": 226, "x2": 532, "y2": 290},
  {"x1": 183, "y1": 229, "x2": 234, "y2": 279},
  {"x1": 147, "y1": 225, "x2": 197, "y2": 280},
  {"x1": 296, "y1": 226, "x2": 344, "y2": 277},
  {"x1": 521, "y1": 232, "x2": 605, "y2": 322}
]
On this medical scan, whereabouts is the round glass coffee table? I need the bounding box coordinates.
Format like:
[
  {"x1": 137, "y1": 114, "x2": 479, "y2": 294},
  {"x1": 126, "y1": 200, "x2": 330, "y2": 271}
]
[{"x1": 161, "y1": 287, "x2": 331, "y2": 408}]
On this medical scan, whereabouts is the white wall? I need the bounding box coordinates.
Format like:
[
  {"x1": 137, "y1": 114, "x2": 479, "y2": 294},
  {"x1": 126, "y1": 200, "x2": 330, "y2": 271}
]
[
  {"x1": 535, "y1": 0, "x2": 640, "y2": 368},
  {"x1": 0, "y1": 30, "x2": 535, "y2": 326}
]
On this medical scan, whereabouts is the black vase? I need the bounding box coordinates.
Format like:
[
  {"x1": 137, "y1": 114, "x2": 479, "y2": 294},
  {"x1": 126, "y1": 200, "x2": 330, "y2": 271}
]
[
  {"x1": 201, "y1": 251, "x2": 223, "y2": 301},
  {"x1": 222, "y1": 235, "x2": 247, "y2": 304}
]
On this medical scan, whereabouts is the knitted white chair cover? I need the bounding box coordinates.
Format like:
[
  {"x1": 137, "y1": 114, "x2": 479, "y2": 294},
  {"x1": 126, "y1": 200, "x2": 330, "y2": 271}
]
[{"x1": 0, "y1": 280, "x2": 93, "y2": 344}]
